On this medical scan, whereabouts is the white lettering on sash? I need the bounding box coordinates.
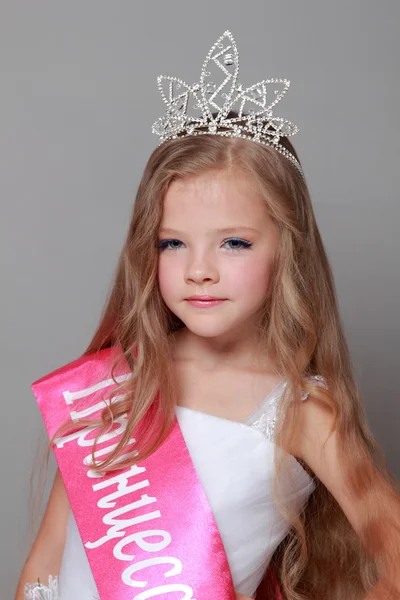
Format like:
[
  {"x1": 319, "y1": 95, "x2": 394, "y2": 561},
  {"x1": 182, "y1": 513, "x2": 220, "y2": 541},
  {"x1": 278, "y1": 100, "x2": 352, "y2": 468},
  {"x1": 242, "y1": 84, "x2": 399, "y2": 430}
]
[
  {"x1": 91, "y1": 464, "x2": 146, "y2": 491},
  {"x1": 96, "y1": 476, "x2": 149, "y2": 509},
  {"x1": 114, "y1": 529, "x2": 172, "y2": 561},
  {"x1": 122, "y1": 556, "x2": 181, "y2": 587},
  {"x1": 87, "y1": 505, "x2": 161, "y2": 549},
  {"x1": 54, "y1": 416, "x2": 126, "y2": 449},
  {"x1": 70, "y1": 393, "x2": 126, "y2": 421},
  {"x1": 58, "y1": 372, "x2": 196, "y2": 599},
  {"x1": 62, "y1": 373, "x2": 131, "y2": 405}
]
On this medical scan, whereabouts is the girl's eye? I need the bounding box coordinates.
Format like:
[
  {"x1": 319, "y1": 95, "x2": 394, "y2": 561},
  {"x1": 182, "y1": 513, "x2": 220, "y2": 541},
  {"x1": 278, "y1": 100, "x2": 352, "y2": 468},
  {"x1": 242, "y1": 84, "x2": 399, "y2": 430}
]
[
  {"x1": 223, "y1": 238, "x2": 253, "y2": 251},
  {"x1": 157, "y1": 239, "x2": 183, "y2": 251},
  {"x1": 157, "y1": 238, "x2": 253, "y2": 252}
]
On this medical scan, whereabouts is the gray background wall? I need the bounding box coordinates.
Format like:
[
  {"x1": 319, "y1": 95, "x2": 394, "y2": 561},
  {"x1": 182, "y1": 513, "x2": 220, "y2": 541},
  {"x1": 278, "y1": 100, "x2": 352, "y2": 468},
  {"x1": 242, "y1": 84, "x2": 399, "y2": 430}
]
[{"x1": 1, "y1": 1, "x2": 399, "y2": 596}]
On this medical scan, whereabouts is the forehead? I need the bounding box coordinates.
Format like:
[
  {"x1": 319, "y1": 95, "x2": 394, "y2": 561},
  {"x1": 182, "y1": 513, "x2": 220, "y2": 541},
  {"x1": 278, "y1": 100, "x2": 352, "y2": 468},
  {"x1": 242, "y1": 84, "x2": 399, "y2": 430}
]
[{"x1": 161, "y1": 169, "x2": 270, "y2": 229}]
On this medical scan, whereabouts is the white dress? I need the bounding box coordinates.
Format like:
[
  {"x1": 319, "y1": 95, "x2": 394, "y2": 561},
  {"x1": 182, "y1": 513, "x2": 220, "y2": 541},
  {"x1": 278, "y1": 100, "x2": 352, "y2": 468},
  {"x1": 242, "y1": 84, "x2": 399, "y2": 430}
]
[{"x1": 58, "y1": 378, "x2": 318, "y2": 599}]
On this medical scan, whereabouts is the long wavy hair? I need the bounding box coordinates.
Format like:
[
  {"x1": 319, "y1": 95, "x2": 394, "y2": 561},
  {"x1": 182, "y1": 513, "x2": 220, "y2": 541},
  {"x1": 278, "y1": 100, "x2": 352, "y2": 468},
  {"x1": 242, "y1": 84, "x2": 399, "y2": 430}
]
[{"x1": 54, "y1": 132, "x2": 398, "y2": 599}]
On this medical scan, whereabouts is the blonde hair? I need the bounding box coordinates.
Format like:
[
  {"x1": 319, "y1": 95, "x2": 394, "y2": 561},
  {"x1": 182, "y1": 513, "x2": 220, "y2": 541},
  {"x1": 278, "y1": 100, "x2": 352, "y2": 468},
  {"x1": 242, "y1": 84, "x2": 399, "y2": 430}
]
[{"x1": 56, "y1": 134, "x2": 398, "y2": 599}]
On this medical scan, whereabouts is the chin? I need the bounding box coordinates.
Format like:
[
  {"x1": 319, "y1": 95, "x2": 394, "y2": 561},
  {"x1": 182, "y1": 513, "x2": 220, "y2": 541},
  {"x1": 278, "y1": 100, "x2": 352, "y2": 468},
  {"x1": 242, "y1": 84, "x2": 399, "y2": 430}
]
[{"x1": 176, "y1": 317, "x2": 238, "y2": 339}]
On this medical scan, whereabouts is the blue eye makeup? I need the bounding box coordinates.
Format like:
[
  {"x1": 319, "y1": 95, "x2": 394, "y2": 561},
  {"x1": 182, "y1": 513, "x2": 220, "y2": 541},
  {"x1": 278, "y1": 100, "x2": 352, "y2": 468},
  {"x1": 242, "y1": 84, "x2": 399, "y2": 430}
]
[
  {"x1": 157, "y1": 239, "x2": 183, "y2": 251},
  {"x1": 157, "y1": 238, "x2": 254, "y2": 252},
  {"x1": 224, "y1": 238, "x2": 253, "y2": 251}
]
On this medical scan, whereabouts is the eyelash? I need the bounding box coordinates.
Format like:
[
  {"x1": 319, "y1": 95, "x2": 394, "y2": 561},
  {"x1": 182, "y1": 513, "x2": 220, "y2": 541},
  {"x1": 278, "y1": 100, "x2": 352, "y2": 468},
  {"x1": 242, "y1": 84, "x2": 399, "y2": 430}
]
[{"x1": 157, "y1": 238, "x2": 254, "y2": 252}]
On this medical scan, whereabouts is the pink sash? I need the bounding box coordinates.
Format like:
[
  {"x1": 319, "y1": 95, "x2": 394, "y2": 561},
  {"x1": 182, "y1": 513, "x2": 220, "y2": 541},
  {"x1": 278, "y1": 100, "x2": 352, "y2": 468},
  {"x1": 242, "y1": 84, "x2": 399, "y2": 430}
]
[{"x1": 32, "y1": 347, "x2": 236, "y2": 600}]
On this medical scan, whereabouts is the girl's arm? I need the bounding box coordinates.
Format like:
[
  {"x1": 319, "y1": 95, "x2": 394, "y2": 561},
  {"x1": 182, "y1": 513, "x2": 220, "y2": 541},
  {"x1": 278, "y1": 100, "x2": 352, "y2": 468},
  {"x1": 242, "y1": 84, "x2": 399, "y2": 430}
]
[
  {"x1": 14, "y1": 469, "x2": 69, "y2": 600},
  {"x1": 288, "y1": 395, "x2": 400, "y2": 599}
]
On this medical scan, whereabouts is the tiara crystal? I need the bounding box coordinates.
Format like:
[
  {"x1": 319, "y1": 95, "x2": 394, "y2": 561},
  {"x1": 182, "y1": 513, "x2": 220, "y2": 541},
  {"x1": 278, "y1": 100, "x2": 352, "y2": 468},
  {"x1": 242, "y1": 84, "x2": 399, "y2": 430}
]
[{"x1": 152, "y1": 30, "x2": 303, "y2": 177}]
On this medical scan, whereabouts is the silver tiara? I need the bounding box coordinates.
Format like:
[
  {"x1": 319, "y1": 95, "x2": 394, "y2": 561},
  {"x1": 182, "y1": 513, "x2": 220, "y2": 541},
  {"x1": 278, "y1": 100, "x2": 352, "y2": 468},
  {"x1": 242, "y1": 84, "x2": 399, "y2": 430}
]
[{"x1": 152, "y1": 30, "x2": 303, "y2": 177}]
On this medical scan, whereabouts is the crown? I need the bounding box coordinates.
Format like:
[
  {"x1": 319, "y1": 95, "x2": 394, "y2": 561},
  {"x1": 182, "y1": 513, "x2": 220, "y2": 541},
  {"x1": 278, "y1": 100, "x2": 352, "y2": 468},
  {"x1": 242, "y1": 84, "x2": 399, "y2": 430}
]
[{"x1": 152, "y1": 30, "x2": 303, "y2": 177}]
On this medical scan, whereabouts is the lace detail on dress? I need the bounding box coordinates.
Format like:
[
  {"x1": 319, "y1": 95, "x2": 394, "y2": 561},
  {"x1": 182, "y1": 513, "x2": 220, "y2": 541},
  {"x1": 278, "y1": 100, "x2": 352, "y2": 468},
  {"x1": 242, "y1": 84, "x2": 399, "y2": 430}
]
[
  {"x1": 251, "y1": 410, "x2": 278, "y2": 440},
  {"x1": 249, "y1": 381, "x2": 288, "y2": 441},
  {"x1": 24, "y1": 576, "x2": 59, "y2": 599},
  {"x1": 250, "y1": 375, "x2": 328, "y2": 441}
]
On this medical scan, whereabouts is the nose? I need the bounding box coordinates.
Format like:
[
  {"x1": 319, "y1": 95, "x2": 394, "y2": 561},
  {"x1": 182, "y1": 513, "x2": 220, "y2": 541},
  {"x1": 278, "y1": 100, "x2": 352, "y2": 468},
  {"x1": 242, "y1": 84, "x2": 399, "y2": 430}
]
[{"x1": 184, "y1": 251, "x2": 219, "y2": 285}]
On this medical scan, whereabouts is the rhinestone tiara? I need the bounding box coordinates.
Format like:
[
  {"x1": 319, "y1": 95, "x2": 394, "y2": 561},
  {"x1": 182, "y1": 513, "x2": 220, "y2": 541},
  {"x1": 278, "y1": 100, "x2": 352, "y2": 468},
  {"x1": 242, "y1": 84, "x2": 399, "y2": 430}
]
[{"x1": 152, "y1": 30, "x2": 303, "y2": 177}]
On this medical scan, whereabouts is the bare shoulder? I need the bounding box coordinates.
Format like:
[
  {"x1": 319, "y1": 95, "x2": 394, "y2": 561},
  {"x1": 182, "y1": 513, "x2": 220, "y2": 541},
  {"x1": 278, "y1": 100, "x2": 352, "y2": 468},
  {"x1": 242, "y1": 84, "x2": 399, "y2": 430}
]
[
  {"x1": 289, "y1": 381, "x2": 336, "y2": 461},
  {"x1": 282, "y1": 376, "x2": 335, "y2": 464}
]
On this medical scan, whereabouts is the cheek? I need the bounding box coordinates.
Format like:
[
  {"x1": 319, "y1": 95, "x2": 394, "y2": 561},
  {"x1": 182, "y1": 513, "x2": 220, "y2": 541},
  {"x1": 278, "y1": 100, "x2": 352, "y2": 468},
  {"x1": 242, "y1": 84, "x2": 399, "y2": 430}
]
[
  {"x1": 157, "y1": 257, "x2": 180, "y2": 299},
  {"x1": 226, "y1": 256, "x2": 274, "y2": 294}
]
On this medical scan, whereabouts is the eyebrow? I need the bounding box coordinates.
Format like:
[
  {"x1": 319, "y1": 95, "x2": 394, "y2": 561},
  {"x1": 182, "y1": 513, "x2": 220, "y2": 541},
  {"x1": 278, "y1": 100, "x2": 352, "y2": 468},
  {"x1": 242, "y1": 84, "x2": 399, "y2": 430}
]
[{"x1": 159, "y1": 226, "x2": 260, "y2": 235}]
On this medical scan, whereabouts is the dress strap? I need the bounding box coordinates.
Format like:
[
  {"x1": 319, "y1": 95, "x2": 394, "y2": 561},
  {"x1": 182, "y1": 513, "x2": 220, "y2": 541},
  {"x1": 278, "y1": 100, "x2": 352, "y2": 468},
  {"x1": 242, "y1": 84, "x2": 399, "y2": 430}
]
[
  {"x1": 248, "y1": 375, "x2": 328, "y2": 441},
  {"x1": 300, "y1": 374, "x2": 328, "y2": 401}
]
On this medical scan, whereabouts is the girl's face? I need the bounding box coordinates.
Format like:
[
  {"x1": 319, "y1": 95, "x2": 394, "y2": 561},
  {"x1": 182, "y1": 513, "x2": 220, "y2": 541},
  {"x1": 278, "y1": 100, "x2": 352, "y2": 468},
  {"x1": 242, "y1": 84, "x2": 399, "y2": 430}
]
[{"x1": 157, "y1": 169, "x2": 280, "y2": 340}]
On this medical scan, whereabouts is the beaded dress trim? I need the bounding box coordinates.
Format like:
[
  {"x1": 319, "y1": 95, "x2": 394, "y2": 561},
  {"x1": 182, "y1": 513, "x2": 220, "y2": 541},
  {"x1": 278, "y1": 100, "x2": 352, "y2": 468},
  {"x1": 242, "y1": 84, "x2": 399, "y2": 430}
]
[
  {"x1": 249, "y1": 375, "x2": 327, "y2": 441},
  {"x1": 24, "y1": 576, "x2": 59, "y2": 599}
]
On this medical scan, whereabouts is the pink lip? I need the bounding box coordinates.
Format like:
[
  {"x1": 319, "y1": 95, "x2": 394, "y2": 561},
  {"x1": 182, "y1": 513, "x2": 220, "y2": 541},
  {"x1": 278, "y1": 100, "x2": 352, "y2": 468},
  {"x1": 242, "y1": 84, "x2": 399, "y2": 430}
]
[
  {"x1": 186, "y1": 295, "x2": 225, "y2": 301},
  {"x1": 185, "y1": 297, "x2": 227, "y2": 308}
]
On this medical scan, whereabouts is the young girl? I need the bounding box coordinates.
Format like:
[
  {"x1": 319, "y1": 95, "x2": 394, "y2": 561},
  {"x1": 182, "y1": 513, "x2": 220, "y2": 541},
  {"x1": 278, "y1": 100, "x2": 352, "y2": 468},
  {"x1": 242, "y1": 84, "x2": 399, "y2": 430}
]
[{"x1": 16, "y1": 30, "x2": 400, "y2": 600}]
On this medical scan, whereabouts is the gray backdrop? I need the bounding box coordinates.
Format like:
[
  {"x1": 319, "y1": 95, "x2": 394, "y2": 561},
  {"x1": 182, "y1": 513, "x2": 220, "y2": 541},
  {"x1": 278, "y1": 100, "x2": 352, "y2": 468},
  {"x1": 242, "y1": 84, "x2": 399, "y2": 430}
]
[{"x1": 1, "y1": 1, "x2": 399, "y2": 596}]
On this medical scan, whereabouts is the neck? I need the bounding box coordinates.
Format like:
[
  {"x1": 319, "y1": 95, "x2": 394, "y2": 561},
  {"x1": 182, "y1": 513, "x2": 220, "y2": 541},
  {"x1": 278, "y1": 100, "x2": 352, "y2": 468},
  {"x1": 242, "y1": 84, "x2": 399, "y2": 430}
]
[{"x1": 169, "y1": 327, "x2": 274, "y2": 372}]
